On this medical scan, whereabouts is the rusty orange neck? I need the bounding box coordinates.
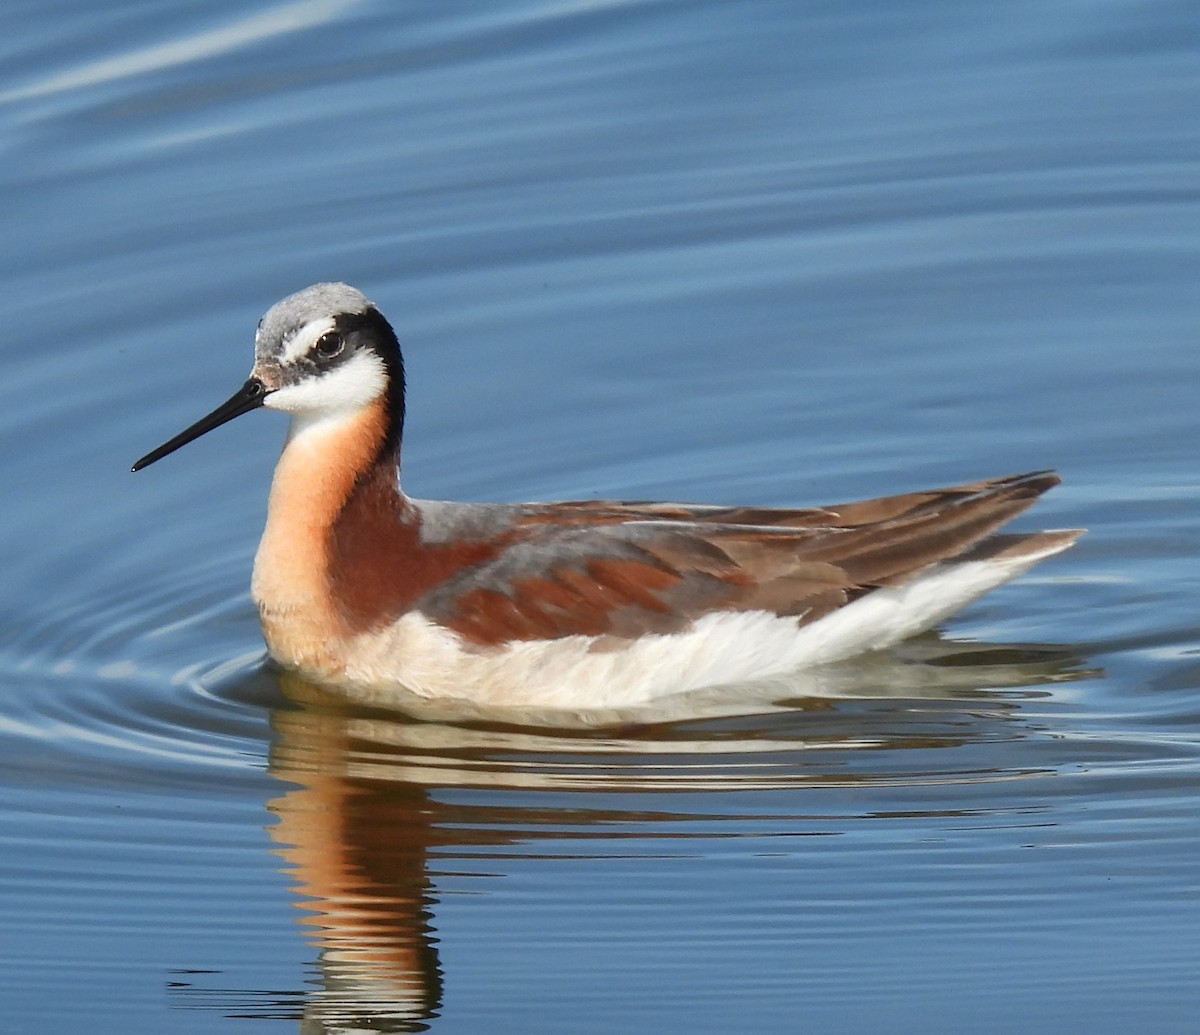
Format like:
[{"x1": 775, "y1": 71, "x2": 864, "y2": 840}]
[{"x1": 251, "y1": 398, "x2": 401, "y2": 672}]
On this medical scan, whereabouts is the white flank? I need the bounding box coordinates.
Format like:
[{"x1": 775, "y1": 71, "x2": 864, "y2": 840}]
[{"x1": 294, "y1": 538, "x2": 1074, "y2": 710}]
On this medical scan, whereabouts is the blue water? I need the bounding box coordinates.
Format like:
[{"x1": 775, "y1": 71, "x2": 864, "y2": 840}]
[{"x1": 1, "y1": 1, "x2": 1198, "y2": 1031}]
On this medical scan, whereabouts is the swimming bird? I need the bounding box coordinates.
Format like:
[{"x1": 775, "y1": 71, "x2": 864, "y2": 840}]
[{"x1": 133, "y1": 283, "x2": 1081, "y2": 708}]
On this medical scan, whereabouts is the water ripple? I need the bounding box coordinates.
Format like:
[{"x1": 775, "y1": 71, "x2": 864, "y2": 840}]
[{"x1": 0, "y1": 0, "x2": 365, "y2": 106}]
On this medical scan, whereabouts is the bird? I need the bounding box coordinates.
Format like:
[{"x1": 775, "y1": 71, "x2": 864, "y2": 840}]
[{"x1": 133, "y1": 282, "x2": 1081, "y2": 709}]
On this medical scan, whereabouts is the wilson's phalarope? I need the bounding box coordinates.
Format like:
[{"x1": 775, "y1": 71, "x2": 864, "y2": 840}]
[{"x1": 133, "y1": 283, "x2": 1081, "y2": 708}]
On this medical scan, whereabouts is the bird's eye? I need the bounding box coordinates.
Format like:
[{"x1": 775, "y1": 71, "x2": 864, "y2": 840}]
[{"x1": 313, "y1": 331, "x2": 344, "y2": 360}]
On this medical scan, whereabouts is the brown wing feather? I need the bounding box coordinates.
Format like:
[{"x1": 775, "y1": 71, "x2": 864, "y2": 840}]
[
  {"x1": 417, "y1": 471, "x2": 1069, "y2": 646},
  {"x1": 523, "y1": 471, "x2": 1059, "y2": 529}
]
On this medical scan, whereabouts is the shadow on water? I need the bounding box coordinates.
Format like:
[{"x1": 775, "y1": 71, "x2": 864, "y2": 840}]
[{"x1": 171, "y1": 638, "x2": 1094, "y2": 1031}]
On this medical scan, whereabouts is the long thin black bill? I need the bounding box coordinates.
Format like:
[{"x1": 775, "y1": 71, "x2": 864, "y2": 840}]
[{"x1": 132, "y1": 378, "x2": 268, "y2": 472}]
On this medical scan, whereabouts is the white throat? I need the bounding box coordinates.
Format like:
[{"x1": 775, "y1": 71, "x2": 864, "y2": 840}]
[{"x1": 263, "y1": 349, "x2": 387, "y2": 442}]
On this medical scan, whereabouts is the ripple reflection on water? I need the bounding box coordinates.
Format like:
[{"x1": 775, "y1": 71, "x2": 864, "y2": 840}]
[{"x1": 250, "y1": 641, "x2": 1092, "y2": 1029}]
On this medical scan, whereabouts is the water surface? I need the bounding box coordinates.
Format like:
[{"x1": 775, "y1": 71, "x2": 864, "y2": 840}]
[{"x1": 1, "y1": 1, "x2": 1198, "y2": 1031}]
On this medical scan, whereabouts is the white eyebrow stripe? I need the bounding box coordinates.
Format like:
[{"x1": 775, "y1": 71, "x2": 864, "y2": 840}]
[{"x1": 280, "y1": 316, "x2": 338, "y2": 363}]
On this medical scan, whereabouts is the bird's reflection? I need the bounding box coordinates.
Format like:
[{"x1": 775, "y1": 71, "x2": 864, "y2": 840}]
[
  {"x1": 269, "y1": 707, "x2": 444, "y2": 1031},
  {"x1": 258, "y1": 636, "x2": 1093, "y2": 1031}
]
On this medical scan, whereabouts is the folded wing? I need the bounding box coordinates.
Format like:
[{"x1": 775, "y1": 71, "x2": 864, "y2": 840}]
[{"x1": 415, "y1": 471, "x2": 1080, "y2": 646}]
